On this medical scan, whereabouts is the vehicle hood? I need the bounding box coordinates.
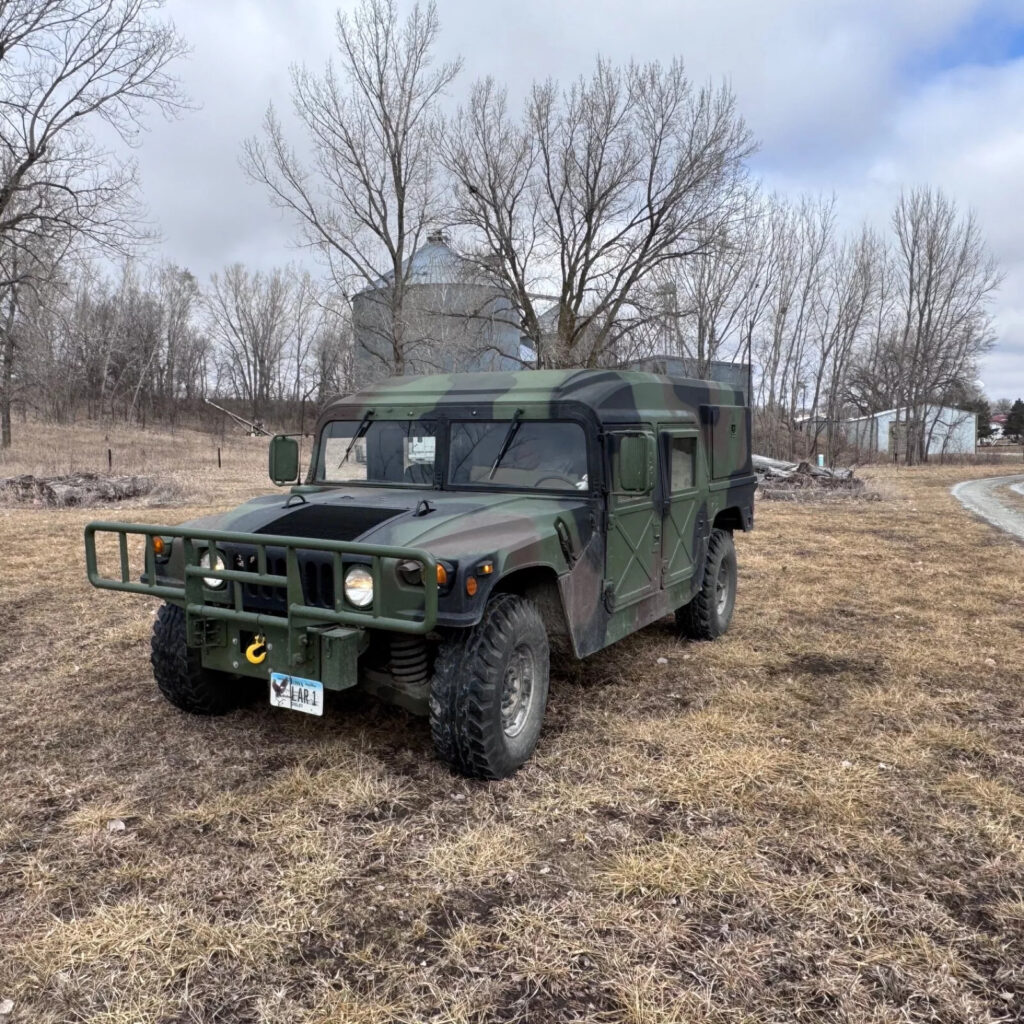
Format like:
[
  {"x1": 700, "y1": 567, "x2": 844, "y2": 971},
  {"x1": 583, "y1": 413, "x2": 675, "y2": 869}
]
[{"x1": 182, "y1": 486, "x2": 592, "y2": 562}]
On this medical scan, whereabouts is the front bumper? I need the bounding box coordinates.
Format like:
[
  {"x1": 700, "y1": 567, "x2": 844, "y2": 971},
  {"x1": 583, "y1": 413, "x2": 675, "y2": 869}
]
[
  {"x1": 195, "y1": 619, "x2": 370, "y2": 691},
  {"x1": 84, "y1": 521, "x2": 439, "y2": 689}
]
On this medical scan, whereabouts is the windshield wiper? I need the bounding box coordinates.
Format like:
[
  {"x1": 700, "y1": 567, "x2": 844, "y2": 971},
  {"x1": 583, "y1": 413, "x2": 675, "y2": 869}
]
[
  {"x1": 338, "y1": 409, "x2": 374, "y2": 467},
  {"x1": 487, "y1": 408, "x2": 524, "y2": 480}
]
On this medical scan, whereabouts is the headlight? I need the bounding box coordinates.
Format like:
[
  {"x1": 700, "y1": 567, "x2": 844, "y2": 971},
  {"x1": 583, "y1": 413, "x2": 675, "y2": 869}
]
[
  {"x1": 199, "y1": 550, "x2": 226, "y2": 589},
  {"x1": 344, "y1": 565, "x2": 374, "y2": 607}
]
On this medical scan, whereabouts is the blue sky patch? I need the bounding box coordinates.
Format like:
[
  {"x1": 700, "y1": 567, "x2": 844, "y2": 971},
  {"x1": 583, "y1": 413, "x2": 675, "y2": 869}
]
[{"x1": 906, "y1": 5, "x2": 1024, "y2": 82}]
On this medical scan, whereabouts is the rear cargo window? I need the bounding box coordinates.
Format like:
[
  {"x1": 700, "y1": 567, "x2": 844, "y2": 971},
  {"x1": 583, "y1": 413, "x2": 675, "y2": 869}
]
[{"x1": 668, "y1": 437, "x2": 696, "y2": 491}]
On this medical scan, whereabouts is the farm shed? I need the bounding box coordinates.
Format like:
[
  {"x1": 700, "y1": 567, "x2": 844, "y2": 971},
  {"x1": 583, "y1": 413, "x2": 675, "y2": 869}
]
[{"x1": 842, "y1": 405, "x2": 976, "y2": 457}]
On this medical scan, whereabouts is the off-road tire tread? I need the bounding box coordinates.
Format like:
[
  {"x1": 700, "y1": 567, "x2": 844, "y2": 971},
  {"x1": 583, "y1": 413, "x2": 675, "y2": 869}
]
[
  {"x1": 676, "y1": 528, "x2": 735, "y2": 641},
  {"x1": 151, "y1": 603, "x2": 245, "y2": 715},
  {"x1": 429, "y1": 593, "x2": 549, "y2": 779}
]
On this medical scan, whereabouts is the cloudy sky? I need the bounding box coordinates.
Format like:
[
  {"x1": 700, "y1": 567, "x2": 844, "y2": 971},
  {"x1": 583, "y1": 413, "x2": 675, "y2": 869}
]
[{"x1": 136, "y1": 0, "x2": 1024, "y2": 398}]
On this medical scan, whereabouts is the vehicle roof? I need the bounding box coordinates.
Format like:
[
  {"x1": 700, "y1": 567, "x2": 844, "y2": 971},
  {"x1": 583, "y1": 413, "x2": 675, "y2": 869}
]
[{"x1": 318, "y1": 369, "x2": 746, "y2": 426}]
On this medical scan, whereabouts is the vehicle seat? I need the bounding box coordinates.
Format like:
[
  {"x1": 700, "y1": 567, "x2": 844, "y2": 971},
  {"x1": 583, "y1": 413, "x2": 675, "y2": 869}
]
[
  {"x1": 366, "y1": 424, "x2": 406, "y2": 482},
  {"x1": 404, "y1": 463, "x2": 433, "y2": 485}
]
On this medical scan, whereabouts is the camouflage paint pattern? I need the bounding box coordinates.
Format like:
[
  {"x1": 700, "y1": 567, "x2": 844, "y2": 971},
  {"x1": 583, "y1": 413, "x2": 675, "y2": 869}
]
[{"x1": 87, "y1": 369, "x2": 755, "y2": 690}]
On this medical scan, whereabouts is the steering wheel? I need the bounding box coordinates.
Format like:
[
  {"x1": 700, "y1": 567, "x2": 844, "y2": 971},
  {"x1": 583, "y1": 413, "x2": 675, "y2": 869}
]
[{"x1": 535, "y1": 474, "x2": 578, "y2": 488}]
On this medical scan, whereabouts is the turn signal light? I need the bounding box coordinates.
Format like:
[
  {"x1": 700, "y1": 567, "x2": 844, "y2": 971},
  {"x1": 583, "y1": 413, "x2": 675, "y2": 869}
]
[
  {"x1": 466, "y1": 576, "x2": 478, "y2": 597},
  {"x1": 436, "y1": 564, "x2": 448, "y2": 586},
  {"x1": 152, "y1": 536, "x2": 165, "y2": 556}
]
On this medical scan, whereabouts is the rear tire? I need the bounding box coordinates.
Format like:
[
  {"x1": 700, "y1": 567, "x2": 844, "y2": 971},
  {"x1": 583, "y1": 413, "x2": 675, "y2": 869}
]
[
  {"x1": 151, "y1": 603, "x2": 249, "y2": 715},
  {"x1": 429, "y1": 593, "x2": 550, "y2": 779},
  {"x1": 676, "y1": 529, "x2": 737, "y2": 640}
]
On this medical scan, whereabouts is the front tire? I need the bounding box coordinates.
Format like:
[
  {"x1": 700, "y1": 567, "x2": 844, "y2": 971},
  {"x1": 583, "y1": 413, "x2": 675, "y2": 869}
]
[
  {"x1": 676, "y1": 528, "x2": 737, "y2": 640},
  {"x1": 151, "y1": 603, "x2": 249, "y2": 715},
  {"x1": 429, "y1": 594, "x2": 550, "y2": 779}
]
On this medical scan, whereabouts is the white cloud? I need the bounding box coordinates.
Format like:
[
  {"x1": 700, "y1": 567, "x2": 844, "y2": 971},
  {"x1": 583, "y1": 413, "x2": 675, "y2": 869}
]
[
  {"x1": 137, "y1": 0, "x2": 1024, "y2": 394},
  {"x1": 806, "y1": 57, "x2": 1024, "y2": 399},
  {"x1": 440, "y1": 0, "x2": 1003, "y2": 159}
]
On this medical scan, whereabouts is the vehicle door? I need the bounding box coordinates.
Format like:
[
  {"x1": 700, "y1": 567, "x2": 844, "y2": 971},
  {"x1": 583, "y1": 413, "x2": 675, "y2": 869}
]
[
  {"x1": 659, "y1": 428, "x2": 702, "y2": 588},
  {"x1": 604, "y1": 429, "x2": 659, "y2": 610}
]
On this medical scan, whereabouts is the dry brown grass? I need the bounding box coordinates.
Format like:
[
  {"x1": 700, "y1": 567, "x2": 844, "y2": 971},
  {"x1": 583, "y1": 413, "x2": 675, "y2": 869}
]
[{"x1": 1, "y1": 424, "x2": 1024, "y2": 1023}]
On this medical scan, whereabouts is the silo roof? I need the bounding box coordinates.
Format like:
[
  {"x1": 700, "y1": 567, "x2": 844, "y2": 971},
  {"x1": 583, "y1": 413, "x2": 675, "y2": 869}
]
[{"x1": 359, "y1": 237, "x2": 481, "y2": 292}]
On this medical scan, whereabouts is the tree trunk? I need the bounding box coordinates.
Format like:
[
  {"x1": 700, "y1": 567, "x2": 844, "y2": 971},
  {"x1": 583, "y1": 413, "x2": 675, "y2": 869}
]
[
  {"x1": 1, "y1": 284, "x2": 17, "y2": 449},
  {"x1": 1, "y1": 328, "x2": 12, "y2": 449}
]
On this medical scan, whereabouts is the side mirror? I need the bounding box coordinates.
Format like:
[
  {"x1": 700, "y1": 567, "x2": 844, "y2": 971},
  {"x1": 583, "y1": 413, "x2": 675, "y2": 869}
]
[
  {"x1": 615, "y1": 433, "x2": 654, "y2": 493},
  {"x1": 269, "y1": 435, "x2": 300, "y2": 486}
]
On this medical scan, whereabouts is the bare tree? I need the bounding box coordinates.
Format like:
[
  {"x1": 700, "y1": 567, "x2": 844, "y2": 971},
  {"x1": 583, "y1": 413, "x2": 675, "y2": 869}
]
[
  {"x1": 809, "y1": 227, "x2": 882, "y2": 462},
  {"x1": 118, "y1": 263, "x2": 165, "y2": 424},
  {"x1": 0, "y1": 0, "x2": 186, "y2": 272},
  {"x1": 154, "y1": 264, "x2": 202, "y2": 418},
  {"x1": 205, "y1": 265, "x2": 293, "y2": 423},
  {"x1": 0, "y1": 0, "x2": 187, "y2": 445},
  {"x1": 888, "y1": 187, "x2": 1000, "y2": 463},
  {"x1": 644, "y1": 189, "x2": 766, "y2": 375},
  {"x1": 243, "y1": 0, "x2": 460, "y2": 377},
  {"x1": 8, "y1": 256, "x2": 71, "y2": 422},
  {"x1": 280, "y1": 270, "x2": 320, "y2": 403},
  {"x1": 312, "y1": 295, "x2": 354, "y2": 403},
  {"x1": 844, "y1": 244, "x2": 901, "y2": 419},
  {"x1": 442, "y1": 59, "x2": 754, "y2": 368},
  {"x1": 750, "y1": 195, "x2": 834, "y2": 458}
]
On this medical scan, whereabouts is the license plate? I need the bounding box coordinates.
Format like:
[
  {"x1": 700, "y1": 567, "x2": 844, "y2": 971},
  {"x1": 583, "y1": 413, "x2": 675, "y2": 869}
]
[{"x1": 269, "y1": 673, "x2": 324, "y2": 716}]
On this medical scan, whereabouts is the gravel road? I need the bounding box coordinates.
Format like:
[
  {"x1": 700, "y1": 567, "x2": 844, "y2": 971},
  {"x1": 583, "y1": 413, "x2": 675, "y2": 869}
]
[{"x1": 951, "y1": 474, "x2": 1024, "y2": 542}]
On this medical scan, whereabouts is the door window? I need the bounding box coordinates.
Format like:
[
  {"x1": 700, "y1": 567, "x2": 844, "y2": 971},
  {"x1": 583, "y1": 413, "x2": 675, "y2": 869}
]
[{"x1": 668, "y1": 436, "x2": 696, "y2": 492}]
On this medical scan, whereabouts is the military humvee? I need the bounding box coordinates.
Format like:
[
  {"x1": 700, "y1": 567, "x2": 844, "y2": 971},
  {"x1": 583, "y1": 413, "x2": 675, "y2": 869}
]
[{"x1": 85, "y1": 370, "x2": 755, "y2": 778}]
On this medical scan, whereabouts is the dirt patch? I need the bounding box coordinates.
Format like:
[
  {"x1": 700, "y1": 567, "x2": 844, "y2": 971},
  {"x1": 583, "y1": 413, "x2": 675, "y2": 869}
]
[
  {"x1": 0, "y1": 472, "x2": 165, "y2": 507},
  {"x1": 772, "y1": 651, "x2": 885, "y2": 678}
]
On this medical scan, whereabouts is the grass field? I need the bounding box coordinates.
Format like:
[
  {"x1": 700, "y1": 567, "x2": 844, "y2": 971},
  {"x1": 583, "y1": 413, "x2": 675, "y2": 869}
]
[{"x1": 1, "y1": 424, "x2": 1023, "y2": 1023}]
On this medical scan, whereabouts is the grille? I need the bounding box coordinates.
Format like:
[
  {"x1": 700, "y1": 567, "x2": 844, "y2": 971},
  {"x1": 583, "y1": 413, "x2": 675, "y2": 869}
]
[{"x1": 223, "y1": 546, "x2": 336, "y2": 612}]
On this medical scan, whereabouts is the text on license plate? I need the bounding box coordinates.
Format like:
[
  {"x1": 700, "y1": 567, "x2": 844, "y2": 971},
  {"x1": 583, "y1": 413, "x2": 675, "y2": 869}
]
[{"x1": 269, "y1": 673, "x2": 324, "y2": 716}]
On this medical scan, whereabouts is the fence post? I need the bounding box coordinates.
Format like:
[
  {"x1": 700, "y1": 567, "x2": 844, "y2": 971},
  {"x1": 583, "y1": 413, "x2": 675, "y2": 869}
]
[
  {"x1": 107, "y1": 448, "x2": 112, "y2": 471},
  {"x1": 217, "y1": 447, "x2": 222, "y2": 469}
]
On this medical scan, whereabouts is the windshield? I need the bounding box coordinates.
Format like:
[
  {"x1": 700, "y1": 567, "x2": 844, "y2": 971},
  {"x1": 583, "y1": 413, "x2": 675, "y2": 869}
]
[
  {"x1": 315, "y1": 420, "x2": 437, "y2": 485},
  {"x1": 448, "y1": 421, "x2": 589, "y2": 491},
  {"x1": 314, "y1": 418, "x2": 589, "y2": 491}
]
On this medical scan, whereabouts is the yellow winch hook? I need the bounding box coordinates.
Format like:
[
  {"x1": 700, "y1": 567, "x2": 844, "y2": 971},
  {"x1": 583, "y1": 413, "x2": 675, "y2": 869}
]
[{"x1": 245, "y1": 634, "x2": 267, "y2": 665}]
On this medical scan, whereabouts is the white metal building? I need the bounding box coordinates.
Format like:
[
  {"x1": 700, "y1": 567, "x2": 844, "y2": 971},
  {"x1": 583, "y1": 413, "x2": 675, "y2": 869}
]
[{"x1": 842, "y1": 405, "x2": 976, "y2": 457}]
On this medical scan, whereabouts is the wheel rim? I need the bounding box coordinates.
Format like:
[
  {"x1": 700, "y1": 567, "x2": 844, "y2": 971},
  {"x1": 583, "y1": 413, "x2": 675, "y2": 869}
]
[
  {"x1": 715, "y1": 559, "x2": 732, "y2": 616},
  {"x1": 501, "y1": 644, "x2": 536, "y2": 739}
]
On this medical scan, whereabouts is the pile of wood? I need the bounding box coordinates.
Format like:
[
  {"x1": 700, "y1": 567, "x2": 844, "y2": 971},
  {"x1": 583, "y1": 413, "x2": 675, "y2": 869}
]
[
  {"x1": 0, "y1": 473, "x2": 156, "y2": 507},
  {"x1": 753, "y1": 455, "x2": 866, "y2": 501}
]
